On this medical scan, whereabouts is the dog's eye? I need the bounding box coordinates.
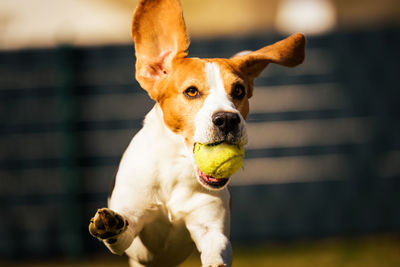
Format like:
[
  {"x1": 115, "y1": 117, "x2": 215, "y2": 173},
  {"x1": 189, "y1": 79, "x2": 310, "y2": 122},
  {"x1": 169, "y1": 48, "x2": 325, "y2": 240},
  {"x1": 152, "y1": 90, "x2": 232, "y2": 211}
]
[
  {"x1": 231, "y1": 84, "x2": 246, "y2": 99},
  {"x1": 184, "y1": 86, "x2": 200, "y2": 98}
]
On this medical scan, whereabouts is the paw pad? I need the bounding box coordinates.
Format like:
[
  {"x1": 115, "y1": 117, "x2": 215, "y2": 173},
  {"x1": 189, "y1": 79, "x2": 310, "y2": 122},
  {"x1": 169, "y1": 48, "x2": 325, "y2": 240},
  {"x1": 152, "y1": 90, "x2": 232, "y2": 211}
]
[{"x1": 89, "y1": 208, "x2": 128, "y2": 240}]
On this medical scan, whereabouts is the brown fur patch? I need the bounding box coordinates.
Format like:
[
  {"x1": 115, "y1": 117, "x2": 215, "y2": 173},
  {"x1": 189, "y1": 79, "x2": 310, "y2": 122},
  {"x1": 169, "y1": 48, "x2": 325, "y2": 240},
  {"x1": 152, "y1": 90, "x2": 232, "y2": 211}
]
[{"x1": 158, "y1": 58, "x2": 208, "y2": 145}]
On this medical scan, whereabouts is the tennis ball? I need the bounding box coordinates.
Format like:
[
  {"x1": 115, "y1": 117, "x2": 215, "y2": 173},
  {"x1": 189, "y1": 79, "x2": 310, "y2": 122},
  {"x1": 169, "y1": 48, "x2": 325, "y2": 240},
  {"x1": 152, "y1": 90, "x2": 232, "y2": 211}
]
[{"x1": 194, "y1": 142, "x2": 244, "y2": 179}]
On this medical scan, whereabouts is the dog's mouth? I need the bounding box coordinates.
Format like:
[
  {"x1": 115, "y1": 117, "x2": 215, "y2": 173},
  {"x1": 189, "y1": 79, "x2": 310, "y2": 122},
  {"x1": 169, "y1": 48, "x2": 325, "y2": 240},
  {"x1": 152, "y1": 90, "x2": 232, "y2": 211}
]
[
  {"x1": 194, "y1": 141, "x2": 231, "y2": 190},
  {"x1": 196, "y1": 168, "x2": 230, "y2": 190},
  {"x1": 194, "y1": 140, "x2": 239, "y2": 191}
]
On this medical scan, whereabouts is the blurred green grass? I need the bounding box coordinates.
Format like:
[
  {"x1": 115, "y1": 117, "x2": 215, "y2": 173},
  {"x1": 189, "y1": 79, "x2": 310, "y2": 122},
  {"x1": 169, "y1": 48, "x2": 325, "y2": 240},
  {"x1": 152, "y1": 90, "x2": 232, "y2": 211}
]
[
  {"x1": 2, "y1": 234, "x2": 399, "y2": 267},
  {"x1": 182, "y1": 234, "x2": 400, "y2": 267}
]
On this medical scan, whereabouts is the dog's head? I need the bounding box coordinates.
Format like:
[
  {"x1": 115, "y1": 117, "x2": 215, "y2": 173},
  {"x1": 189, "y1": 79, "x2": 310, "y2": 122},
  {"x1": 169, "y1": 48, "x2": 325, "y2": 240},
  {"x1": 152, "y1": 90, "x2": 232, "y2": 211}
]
[{"x1": 132, "y1": 0, "x2": 305, "y2": 189}]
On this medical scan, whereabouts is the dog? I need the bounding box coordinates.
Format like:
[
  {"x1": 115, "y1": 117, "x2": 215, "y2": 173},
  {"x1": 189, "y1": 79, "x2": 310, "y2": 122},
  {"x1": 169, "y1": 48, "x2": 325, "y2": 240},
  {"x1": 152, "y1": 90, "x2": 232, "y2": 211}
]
[{"x1": 89, "y1": 0, "x2": 305, "y2": 266}]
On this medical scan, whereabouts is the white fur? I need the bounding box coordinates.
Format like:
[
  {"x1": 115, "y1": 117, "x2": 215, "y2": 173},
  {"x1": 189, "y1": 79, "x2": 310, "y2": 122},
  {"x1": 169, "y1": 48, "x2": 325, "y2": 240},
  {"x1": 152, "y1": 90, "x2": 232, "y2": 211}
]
[
  {"x1": 194, "y1": 62, "x2": 247, "y2": 145},
  {"x1": 232, "y1": 50, "x2": 253, "y2": 57},
  {"x1": 106, "y1": 104, "x2": 232, "y2": 266}
]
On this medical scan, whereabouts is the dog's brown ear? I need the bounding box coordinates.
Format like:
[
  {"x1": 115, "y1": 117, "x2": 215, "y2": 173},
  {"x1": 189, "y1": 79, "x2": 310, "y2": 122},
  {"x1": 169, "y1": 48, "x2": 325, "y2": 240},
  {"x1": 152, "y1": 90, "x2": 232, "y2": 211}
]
[
  {"x1": 231, "y1": 33, "x2": 306, "y2": 79},
  {"x1": 132, "y1": 0, "x2": 190, "y2": 100}
]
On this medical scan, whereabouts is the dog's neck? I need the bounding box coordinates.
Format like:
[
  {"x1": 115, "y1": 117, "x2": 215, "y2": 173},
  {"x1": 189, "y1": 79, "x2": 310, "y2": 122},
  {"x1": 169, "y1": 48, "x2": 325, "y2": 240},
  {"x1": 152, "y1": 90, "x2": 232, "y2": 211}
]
[
  {"x1": 140, "y1": 104, "x2": 204, "y2": 194},
  {"x1": 143, "y1": 104, "x2": 187, "y2": 151},
  {"x1": 144, "y1": 104, "x2": 194, "y2": 166}
]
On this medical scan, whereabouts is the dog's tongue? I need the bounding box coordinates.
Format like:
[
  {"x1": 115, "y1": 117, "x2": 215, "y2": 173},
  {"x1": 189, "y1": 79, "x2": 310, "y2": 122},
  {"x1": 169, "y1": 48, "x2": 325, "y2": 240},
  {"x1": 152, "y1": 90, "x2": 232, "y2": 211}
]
[{"x1": 197, "y1": 169, "x2": 220, "y2": 182}]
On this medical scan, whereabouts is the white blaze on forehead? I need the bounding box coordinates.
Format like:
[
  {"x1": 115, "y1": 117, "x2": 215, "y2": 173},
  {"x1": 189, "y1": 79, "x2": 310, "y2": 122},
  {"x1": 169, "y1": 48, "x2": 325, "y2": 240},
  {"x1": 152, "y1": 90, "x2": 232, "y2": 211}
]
[
  {"x1": 205, "y1": 63, "x2": 231, "y2": 105},
  {"x1": 193, "y1": 62, "x2": 243, "y2": 144},
  {"x1": 204, "y1": 62, "x2": 236, "y2": 113}
]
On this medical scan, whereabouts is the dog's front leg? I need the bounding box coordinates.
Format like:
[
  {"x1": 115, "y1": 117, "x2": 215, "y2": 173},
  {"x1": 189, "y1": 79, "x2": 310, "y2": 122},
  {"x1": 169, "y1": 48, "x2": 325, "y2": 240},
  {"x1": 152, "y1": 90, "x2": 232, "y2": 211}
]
[
  {"x1": 185, "y1": 194, "x2": 232, "y2": 267},
  {"x1": 190, "y1": 226, "x2": 232, "y2": 267}
]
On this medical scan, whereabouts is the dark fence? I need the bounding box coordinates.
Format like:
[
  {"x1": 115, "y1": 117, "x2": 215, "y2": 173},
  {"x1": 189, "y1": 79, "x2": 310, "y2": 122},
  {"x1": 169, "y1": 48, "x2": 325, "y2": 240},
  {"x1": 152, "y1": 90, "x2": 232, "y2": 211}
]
[{"x1": 0, "y1": 28, "x2": 399, "y2": 260}]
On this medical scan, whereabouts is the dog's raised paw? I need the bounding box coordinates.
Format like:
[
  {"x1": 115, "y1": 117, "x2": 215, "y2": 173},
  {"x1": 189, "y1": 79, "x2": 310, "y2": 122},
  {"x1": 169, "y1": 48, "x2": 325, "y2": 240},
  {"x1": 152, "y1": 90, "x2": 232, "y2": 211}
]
[{"x1": 89, "y1": 208, "x2": 128, "y2": 240}]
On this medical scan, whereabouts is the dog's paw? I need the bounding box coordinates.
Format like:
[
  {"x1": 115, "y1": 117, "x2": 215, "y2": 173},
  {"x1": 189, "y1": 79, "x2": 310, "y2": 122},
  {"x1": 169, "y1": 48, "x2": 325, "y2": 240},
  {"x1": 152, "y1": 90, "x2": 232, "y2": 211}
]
[{"x1": 89, "y1": 208, "x2": 128, "y2": 240}]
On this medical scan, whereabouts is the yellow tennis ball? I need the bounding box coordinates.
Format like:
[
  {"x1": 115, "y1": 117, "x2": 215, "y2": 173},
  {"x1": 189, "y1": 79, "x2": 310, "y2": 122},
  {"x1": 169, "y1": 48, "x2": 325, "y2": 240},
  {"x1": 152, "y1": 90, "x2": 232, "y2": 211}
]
[{"x1": 194, "y1": 142, "x2": 244, "y2": 179}]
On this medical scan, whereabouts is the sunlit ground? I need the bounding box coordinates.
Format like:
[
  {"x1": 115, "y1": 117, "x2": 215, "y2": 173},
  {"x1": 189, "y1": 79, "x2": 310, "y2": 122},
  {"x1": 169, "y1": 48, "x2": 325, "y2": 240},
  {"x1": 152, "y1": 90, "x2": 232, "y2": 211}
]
[{"x1": 2, "y1": 234, "x2": 399, "y2": 267}]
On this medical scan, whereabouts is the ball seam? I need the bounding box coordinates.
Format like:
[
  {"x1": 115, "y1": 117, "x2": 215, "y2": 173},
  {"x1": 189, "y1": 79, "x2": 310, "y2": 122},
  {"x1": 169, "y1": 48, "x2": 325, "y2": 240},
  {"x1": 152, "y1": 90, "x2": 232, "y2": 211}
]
[{"x1": 212, "y1": 155, "x2": 243, "y2": 178}]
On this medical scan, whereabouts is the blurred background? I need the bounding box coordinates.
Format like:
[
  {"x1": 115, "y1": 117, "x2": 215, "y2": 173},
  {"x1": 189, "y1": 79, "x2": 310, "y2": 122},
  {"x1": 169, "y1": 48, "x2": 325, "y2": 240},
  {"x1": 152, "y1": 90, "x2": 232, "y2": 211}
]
[{"x1": 1, "y1": 0, "x2": 400, "y2": 266}]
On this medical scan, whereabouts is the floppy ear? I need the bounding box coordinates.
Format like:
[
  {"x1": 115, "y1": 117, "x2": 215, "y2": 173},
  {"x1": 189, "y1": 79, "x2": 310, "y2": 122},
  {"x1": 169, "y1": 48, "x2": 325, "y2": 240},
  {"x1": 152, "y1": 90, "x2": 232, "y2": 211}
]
[
  {"x1": 132, "y1": 0, "x2": 190, "y2": 100},
  {"x1": 231, "y1": 33, "x2": 306, "y2": 79}
]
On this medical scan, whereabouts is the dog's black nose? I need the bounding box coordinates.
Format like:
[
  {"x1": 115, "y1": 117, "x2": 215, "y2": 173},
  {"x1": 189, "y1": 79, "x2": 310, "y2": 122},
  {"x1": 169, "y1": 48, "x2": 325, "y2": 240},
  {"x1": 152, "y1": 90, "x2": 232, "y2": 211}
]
[{"x1": 212, "y1": 112, "x2": 241, "y2": 134}]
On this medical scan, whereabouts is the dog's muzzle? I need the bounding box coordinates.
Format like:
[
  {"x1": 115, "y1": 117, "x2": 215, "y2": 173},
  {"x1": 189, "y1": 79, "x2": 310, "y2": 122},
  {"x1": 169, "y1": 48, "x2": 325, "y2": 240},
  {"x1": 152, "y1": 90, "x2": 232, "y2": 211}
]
[
  {"x1": 211, "y1": 111, "x2": 245, "y2": 145},
  {"x1": 192, "y1": 111, "x2": 247, "y2": 190}
]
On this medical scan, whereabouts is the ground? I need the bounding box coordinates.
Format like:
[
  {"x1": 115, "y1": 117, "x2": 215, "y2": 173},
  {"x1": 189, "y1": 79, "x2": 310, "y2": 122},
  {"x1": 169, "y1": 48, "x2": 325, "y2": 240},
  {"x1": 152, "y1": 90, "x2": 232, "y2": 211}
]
[{"x1": 2, "y1": 234, "x2": 399, "y2": 267}]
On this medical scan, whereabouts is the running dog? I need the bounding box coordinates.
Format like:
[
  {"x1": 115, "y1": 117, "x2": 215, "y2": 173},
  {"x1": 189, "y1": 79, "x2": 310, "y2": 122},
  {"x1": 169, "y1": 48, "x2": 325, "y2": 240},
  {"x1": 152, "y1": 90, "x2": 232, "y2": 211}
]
[{"x1": 89, "y1": 0, "x2": 305, "y2": 266}]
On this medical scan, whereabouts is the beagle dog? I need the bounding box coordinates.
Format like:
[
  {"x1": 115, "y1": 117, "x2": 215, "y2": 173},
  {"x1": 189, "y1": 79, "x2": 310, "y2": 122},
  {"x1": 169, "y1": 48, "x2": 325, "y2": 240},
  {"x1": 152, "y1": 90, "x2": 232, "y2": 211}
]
[{"x1": 89, "y1": 0, "x2": 305, "y2": 266}]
